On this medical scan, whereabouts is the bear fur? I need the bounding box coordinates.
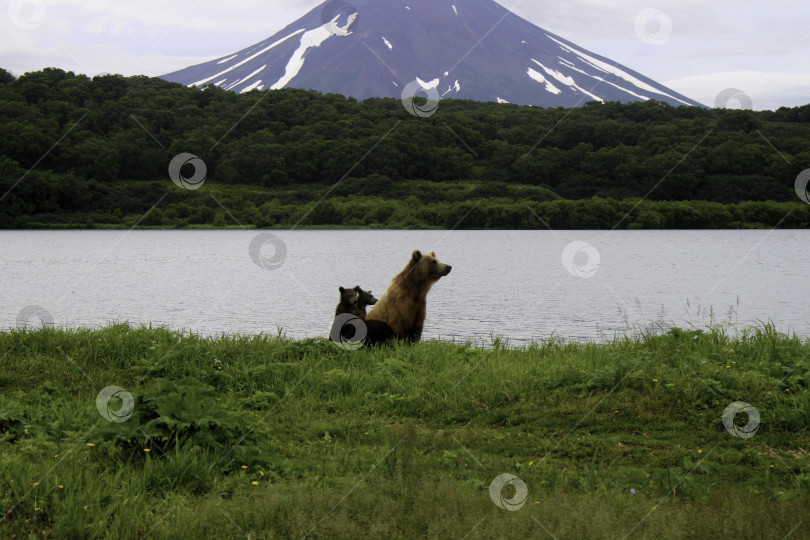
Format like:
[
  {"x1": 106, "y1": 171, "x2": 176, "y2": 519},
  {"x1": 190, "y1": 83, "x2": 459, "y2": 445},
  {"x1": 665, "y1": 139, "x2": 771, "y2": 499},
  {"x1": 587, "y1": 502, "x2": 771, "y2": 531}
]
[
  {"x1": 351, "y1": 286, "x2": 378, "y2": 320},
  {"x1": 334, "y1": 286, "x2": 358, "y2": 317},
  {"x1": 366, "y1": 250, "x2": 452, "y2": 342},
  {"x1": 332, "y1": 286, "x2": 394, "y2": 346}
]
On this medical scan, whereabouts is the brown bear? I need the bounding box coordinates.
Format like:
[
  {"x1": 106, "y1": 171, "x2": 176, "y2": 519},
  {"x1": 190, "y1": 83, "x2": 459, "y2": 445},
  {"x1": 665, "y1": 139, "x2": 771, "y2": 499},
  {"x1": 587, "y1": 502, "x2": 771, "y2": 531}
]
[
  {"x1": 366, "y1": 250, "x2": 452, "y2": 342},
  {"x1": 334, "y1": 286, "x2": 358, "y2": 317},
  {"x1": 331, "y1": 286, "x2": 394, "y2": 346},
  {"x1": 351, "y1": 286, "x2": 378, "y2": 320}
]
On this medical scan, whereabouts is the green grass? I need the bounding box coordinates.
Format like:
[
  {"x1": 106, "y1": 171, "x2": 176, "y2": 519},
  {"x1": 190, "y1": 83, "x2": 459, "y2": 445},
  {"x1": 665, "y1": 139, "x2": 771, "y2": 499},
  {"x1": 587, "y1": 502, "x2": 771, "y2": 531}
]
[{"x1": 1, "y1": 324, "x2": 808, "y2": 539}]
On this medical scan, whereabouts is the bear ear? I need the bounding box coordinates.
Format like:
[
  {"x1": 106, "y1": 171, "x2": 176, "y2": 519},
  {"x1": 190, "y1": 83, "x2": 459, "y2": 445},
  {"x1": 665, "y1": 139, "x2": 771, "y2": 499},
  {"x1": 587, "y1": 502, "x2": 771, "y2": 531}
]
[
  {"x1": 339, "y1": 286, "x2": 345, "y2": 293},
  {"x1": 412, "y1": 249, "x2": 422, "y2": 261},
  {"x1": 430, "y1": 251, "x2": 436, "y2": 257},
  {"x1": 353, "y1": 286, "x2": 361, "y2": 292}
]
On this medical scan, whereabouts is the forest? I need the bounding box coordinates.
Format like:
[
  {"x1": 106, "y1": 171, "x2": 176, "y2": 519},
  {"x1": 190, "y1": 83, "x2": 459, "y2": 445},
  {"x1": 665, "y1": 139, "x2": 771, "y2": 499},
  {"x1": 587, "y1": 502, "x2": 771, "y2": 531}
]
[{"x1": 1, "y1": 67, "x2": 809, "y2": 229}]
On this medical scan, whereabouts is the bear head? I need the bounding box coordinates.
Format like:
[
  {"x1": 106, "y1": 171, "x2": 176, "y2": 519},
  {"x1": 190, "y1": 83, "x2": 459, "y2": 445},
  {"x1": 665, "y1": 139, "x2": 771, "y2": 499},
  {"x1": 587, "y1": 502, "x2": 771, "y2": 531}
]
[
  {"x1": 354, "y1": 286, "x2": 378, "y2": 307},
  {"x1": 338, "y1": 286, "x2": 358, "y2": 306},
  {"x1": 408, "y1": 250, "x2": 452, "y2": 284}
]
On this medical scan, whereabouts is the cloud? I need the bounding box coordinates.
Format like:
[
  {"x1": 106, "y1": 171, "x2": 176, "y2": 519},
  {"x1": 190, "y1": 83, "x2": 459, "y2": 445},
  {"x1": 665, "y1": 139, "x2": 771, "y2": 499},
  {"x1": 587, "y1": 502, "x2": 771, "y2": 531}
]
[{"x1": 665, "y1": 71, "x2": 810, "y2": 110}]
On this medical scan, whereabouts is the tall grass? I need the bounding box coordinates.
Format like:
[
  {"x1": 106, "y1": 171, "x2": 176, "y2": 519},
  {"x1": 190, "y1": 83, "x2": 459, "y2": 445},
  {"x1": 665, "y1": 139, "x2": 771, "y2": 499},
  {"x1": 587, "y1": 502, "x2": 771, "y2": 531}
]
[{"x1": 1, "y1": 323, "x2": 808, "y2": 538}]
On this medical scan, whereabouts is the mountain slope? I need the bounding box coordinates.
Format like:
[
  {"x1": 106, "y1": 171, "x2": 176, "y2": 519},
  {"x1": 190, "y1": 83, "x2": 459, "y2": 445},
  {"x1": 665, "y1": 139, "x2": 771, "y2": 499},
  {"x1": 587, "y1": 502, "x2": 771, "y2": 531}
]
[{"x1": 161, "y1": 0, "x2": 703, "y2": 108}]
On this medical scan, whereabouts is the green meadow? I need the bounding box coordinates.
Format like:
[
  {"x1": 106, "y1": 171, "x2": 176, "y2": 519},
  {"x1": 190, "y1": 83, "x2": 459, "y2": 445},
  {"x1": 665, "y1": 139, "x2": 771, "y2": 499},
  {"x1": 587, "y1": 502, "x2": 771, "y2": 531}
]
[{"x1": 1, "y1": 324, "x2": 808, "y2": 539}]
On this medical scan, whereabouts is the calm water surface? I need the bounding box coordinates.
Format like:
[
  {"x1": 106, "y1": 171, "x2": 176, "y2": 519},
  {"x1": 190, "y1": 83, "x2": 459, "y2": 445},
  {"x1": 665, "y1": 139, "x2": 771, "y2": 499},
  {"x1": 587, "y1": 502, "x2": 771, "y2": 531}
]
[{"x1": 1, "y1": 230, "x2": 808, "y2": 344}]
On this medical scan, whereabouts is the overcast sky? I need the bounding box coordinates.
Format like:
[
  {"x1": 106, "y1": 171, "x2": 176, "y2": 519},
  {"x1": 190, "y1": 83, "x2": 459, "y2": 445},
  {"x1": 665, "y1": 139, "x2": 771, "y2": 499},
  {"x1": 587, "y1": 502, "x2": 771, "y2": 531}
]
[{"x1": 2, "y1": 0, "x2": 808, "y2": 110}]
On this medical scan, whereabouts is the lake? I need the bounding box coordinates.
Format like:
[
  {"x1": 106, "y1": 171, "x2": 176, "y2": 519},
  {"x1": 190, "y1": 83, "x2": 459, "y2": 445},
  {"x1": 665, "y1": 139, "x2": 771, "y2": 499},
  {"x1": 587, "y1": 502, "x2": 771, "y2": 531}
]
[{"x1": 1, "y1": 229, "x2": 808, "y2": 344}]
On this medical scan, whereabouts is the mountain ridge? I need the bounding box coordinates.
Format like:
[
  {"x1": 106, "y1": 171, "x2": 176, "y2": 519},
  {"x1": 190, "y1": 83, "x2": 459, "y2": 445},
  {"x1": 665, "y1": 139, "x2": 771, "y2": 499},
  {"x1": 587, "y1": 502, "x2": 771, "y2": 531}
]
[{"x1": 161, "y1": 0, "x2": 704, "y2": 108}]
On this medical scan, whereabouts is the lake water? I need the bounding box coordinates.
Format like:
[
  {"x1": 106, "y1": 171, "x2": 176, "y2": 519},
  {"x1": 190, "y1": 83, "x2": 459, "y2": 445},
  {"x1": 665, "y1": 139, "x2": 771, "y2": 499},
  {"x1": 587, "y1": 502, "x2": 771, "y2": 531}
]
[{"x1": 1, "y1": 230, "x2": 808, "y2": 344}]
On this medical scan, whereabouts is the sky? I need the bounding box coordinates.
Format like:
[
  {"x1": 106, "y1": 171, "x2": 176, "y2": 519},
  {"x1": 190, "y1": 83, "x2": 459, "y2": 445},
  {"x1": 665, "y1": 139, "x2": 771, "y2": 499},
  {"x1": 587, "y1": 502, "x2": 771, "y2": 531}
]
[{"x1": 1, "y1": 0, "x2": 808, "y2": 110}]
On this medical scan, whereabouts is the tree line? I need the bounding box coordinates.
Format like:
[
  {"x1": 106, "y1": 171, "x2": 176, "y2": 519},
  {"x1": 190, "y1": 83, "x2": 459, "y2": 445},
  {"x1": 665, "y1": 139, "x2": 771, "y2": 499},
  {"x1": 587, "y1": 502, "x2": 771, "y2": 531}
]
[{"x1": 0, "y1": 67, "x2": 809, "y2": 229}]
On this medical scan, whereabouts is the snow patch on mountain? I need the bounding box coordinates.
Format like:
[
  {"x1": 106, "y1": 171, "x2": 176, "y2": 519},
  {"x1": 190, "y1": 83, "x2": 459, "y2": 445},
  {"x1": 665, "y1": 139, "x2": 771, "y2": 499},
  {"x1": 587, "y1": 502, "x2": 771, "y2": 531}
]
[
  {"x1": 416, "y1": 77, "x2": 440, "y2": 90},
  {"x1": 271, "y1": 13, "x2": 357, "y2": 90},
  {"x1": 237, "y1": 64, "x2": 266, "y2": 89},
  {"x1": 441, "y1": 79, "x2": 461, "y2": 97},
  {"x1": 240, "y1": 80, "x2": 263, "y2": 93},
  {"x1": 532, "y1": 59, "x2": 603, "y2": 102},
  {"x1": 565, "y1": 64, "x2": 650, "y2": 101},
  {"x1": 546, "y1": 35, "x2": 690, "y2": 105},
  {"x1": 527, "y1": 67, "x2": 561, "y2": 95},
  {"x1": 190, "y1": 28, "x2": 304, "y2": 88},
  {"x1": 382, "y1": 37, "x2": 393, "y2": 50},
  {"x1": 217, "y1": 55, "x2": 237, "y2": 65},
  {"x1": 452, "y1": 4, "x2": 458, "y2": 15}
]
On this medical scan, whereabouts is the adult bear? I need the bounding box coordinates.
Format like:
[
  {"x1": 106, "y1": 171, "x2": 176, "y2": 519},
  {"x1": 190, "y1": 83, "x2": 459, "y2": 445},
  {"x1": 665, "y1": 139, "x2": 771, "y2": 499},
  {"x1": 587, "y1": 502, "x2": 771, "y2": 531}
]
[{"x1": 366, "y1": 250, "x2": 452, "y2": 342}]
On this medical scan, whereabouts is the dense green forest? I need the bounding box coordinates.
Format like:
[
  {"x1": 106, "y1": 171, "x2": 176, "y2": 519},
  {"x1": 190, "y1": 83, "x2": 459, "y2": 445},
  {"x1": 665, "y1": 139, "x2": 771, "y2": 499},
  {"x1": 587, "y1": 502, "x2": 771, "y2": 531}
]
[{"x1": 1, "y1": 67, "x2": 809, "y2": 229}]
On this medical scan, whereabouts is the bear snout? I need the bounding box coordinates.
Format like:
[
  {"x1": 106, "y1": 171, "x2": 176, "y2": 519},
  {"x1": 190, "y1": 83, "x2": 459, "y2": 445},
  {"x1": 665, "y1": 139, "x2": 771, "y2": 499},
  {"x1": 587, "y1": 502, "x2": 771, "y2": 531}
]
[{"x1": 442, "y1": 265, "x2": 452, "y2": 276}]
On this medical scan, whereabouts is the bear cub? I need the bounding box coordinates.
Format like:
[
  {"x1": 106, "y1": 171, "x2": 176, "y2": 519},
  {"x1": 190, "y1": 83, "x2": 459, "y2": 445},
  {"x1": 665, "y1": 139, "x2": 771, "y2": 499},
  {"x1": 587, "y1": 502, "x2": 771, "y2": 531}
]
[{"x1": 332, "y1": 286, "x2": 394, "y2": 345}]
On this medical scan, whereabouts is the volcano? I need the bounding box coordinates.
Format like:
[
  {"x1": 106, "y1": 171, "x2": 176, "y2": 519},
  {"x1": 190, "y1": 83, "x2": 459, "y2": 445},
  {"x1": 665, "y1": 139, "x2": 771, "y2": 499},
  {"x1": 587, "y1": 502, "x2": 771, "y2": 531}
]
[{"x1": 161, "y1": 0, "x2": 702, "y2": 108}]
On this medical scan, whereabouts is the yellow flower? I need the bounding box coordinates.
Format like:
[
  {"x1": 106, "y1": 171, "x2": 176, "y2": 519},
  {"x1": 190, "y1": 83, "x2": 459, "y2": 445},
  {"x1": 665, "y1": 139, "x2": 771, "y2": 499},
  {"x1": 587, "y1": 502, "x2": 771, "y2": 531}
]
[
  {"x1": 534, "y1": 501, "x2": 540, "y2": 504},
  {"x1": 725, "y1": 365, "x2": 731, "y2": 369},
  {"x1": 241, "y1": 465, "x2": 248, "y2": 470},
  {"x1": 770, "y1": 464, "x2": 774, "y2": 468},
  {"x1": 24, "y1": 429, "x2": 29, "y2": 434},
  {"x1": 698, "y1": 449, "x2": 703, "y2": 454},
  {"x1": 53, "y1": 454, "x2": 59, "y2": 459},
  {"x1": 259, "y1": 471, "x2": 264, "y2": 476},
  {"x1": 251, "y1": 481, "x2": 259, "y2": 486},
  {"x1": 528, "y1": 461, "x2": 534, "y2": 466},
  {"x1": 86, "y1": 443, "x2": 95, "y2": 447},
  {"x1": 34, "y1": 507, "x2": 40, "y2": 511},
  {"x1": 33, "y1": 483, "x2": 39, "y2": 487},
  {"x1": 144, "y1": 448, "x2": 151, "y2": 453},
  {"x1": 652, "y1": 506, "x2": 658, "y2": 511},
  {"x1": 58, "y1": 485, "x2": 64, "y2": 489},
  {"x1": 652, "y1": 379, "x2": 658, "y2": 383}
]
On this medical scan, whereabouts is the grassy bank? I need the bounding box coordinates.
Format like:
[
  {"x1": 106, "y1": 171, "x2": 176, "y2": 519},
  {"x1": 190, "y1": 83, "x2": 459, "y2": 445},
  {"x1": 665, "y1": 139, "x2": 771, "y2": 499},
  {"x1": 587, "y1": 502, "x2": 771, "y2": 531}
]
[{"x1": 1, "y1": 324, "x2": 808, "y2": 538}]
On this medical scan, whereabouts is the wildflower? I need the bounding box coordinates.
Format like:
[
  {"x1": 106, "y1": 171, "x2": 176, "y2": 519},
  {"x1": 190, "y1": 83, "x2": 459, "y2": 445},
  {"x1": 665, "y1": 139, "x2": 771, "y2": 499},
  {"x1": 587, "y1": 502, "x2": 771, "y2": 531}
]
[
  {"x1": 58, "y1": 485, "x2": 64, "y2": 489},
  {"x1": 34, "y1": 507, "x2": 40, "y2": 511},
  {"x1": 144, "y1": 448, "x2": 151, "y2": 453},
  {"x1": 652, "y1": 379, "x2": 658, "y2": 383},
  {"x1": 259, "y1": 471, "x2": 264, "y2": 476},
  {"x1": 251, "y1": 481, "x2": 259, "y2": 486},
  {"x1": 614, "y1": 410, "x2": 619, "y2": 413},
  {"x1": 53, "y1": 454, "x2": 59, "y2": 459},
  {"x1": 24, "y1": 429, "x2": 29, "y2": 435},
  {"x1": 241, "y1": 465, "x2": 248, "y2": 470},
  {"x1": 698, "y1": 449, "x2": 703, "y2": 454},
  {"x1": 652, "y1": 506, "x2": 658, "y2": 511},
  {"x1": 725, "y1": 365, "x2": 731, "y2": 369},
  {"x1": 32, "y1": 483, "x2": 39, "y2": 487},
  {"x1": 534, "y1": 501, "x2": 540, "y2": 504},
  {"x1": 529, "y1": 461, "x2": 534, "y2": 466},
  {"x1": 630, "y1": 489, "x2": 636, "y2": 495},
  {"x1": 770, "y1": 465, "x2": 774, "y2": 468},
  {"x1": 365, "y1": 432, "x2": 369, "y2": 435},
  {"x1": 86, "y1": 443, "x2": 95, "y2": 447}
]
